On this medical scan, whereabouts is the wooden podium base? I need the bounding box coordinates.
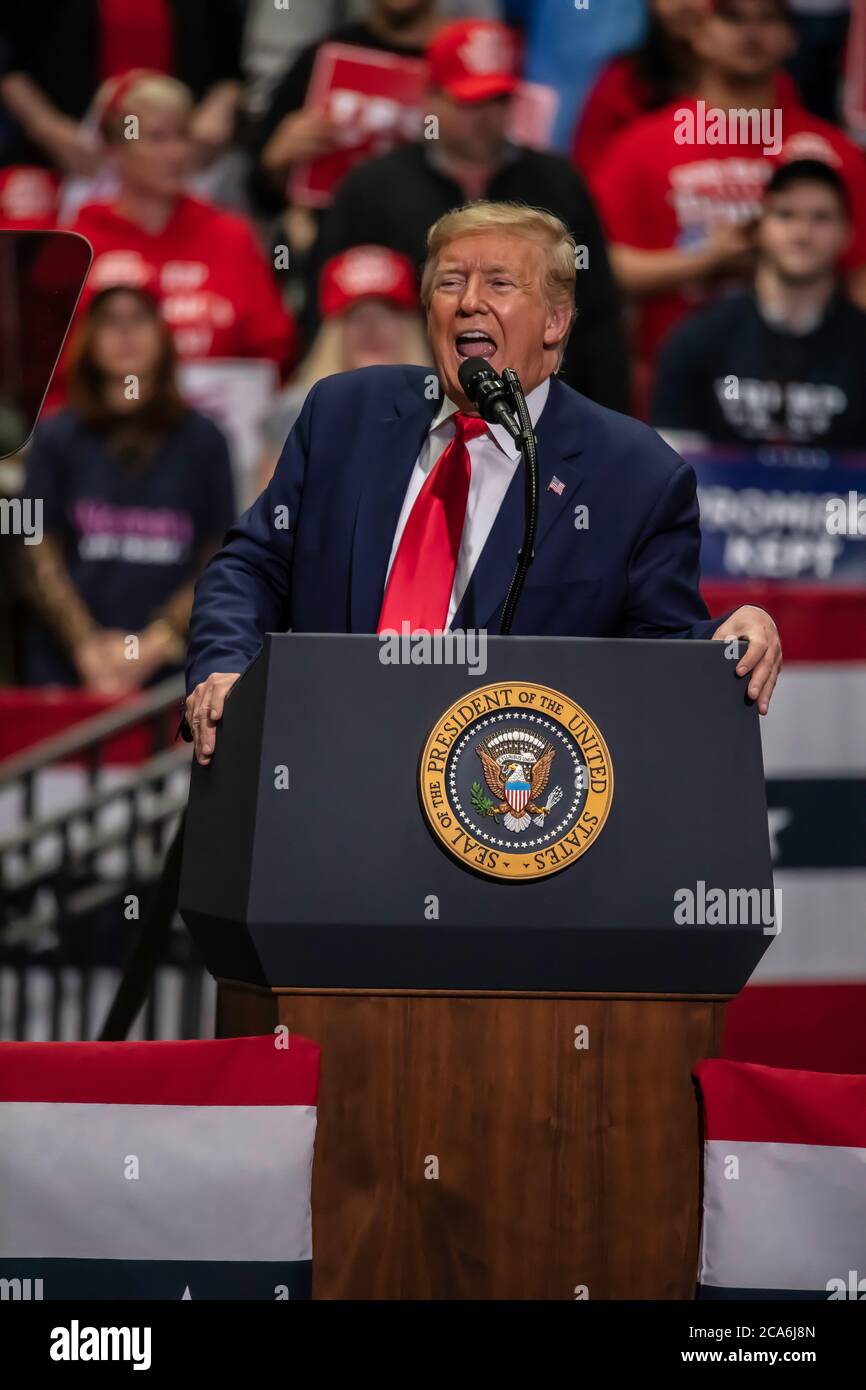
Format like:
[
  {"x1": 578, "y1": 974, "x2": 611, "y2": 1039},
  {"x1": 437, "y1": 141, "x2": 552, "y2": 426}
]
[{"x1": 216, "y1": 981, "x2": 726, "y2": 1300}]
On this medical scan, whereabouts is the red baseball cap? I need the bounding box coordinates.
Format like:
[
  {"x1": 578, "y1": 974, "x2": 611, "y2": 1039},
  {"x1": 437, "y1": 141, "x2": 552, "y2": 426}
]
[
  {"x1": 427, "y1": 21, "x2": 520, "y2": 104},
  {"x1": 96, "y1": 68, "x2": 172, "y2": 134},
  {"x1": 319, "y1": 246, "x2": 418, "y2": 319}
]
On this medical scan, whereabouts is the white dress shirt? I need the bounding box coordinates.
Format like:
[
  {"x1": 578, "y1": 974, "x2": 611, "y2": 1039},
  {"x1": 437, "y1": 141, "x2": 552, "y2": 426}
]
[{"x1": 385, "y1": 377, "x2": 551, "y2": 628}]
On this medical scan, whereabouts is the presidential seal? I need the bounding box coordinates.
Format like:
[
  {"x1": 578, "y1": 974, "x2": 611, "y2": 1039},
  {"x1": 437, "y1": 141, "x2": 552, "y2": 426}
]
[{"x1": 419, "y1": 682, "x2": 614, "y2": 881}]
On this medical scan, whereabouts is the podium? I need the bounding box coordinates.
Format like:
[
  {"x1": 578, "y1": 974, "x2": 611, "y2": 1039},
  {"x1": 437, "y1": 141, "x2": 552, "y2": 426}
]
[{"x1": 179, "y1": 633, "x2": 774, "y2": 1299}]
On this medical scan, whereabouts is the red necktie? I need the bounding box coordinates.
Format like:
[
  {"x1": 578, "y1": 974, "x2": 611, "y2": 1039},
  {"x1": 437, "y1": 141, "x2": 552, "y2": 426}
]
[{"x1": 377, "y1": 411, "x2": 488, "y2": 632}]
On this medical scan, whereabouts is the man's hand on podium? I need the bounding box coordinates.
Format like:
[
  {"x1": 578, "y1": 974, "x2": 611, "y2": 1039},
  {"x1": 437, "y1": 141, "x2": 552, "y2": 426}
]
[
  {"x1": 712, "y1": 605, "x2": 782, "y2": 716},
  {"x1": 185, "y1": 673, "x2": 241, "y2": 765}
]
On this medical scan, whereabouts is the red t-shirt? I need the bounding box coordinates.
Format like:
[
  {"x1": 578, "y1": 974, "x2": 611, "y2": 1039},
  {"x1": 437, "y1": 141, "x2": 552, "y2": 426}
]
[
  {"x1": 573, "y1": 60, "x2": 800, "y2": 180},
  {"x1": 51, "y1": 195, "x2": 296, "y2": 401},
  {"x1": 0, "y1": 166, "x2": 60, "y2": 230},
  {"x1": 592, "y1": 85, "x2": 866, "y2": 361},
  {"x1": 99, "y1": 0, "x2": 173, "y2": 80}
]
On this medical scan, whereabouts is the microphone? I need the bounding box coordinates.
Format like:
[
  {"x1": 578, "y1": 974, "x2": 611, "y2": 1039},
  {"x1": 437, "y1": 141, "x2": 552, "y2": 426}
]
[
  {"x1": 457, "y1": 358, "x2": 521, "y2": 441},
  {"x1": 457, "y1": 359, "x2": 540, "y2": 636}
]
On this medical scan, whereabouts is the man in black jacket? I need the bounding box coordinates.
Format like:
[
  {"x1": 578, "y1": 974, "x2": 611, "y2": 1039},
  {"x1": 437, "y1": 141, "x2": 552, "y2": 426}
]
[
  {"x1": 247, "y1": 0, "x2": 439, "y2": 213},
  {"x1": 309, "y1": 19, "x2": 630, "y2": 412}
]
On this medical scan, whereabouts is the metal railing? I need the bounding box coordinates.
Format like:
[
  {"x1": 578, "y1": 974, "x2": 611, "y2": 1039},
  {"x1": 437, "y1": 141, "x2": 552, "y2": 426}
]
[{"x1": 0, "y1": 678, "x2": 205, "y2": 1041}]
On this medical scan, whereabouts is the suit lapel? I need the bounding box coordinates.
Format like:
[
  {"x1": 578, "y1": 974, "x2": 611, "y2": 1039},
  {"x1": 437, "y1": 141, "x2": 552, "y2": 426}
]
[
  {"x1": 349, "y1": 377, "x2": 437, "y2": 631},
  {"x1": 452, "y1": 376, "x2": 585, "y2": 631}
]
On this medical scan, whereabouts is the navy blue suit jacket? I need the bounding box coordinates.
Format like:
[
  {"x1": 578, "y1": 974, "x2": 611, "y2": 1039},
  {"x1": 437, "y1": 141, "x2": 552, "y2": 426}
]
[{"x1": 185, "y1": 366, "x2": 723, "y2": 691}]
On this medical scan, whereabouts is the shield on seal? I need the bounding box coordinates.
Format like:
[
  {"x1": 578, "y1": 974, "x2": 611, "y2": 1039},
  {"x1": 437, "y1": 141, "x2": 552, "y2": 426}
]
[{"x1": 504, "y1": 768, "x2": 531, "y2": 815}]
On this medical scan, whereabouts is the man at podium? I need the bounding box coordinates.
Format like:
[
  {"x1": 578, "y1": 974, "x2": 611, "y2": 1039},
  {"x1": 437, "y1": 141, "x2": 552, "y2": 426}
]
[{"x1": 184, "y1": 202, "x2": 780, "y2": 765}]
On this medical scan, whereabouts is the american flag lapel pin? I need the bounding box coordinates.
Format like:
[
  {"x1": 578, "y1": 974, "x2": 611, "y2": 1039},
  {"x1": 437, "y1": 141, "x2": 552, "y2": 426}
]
[{"x1": 548, "y1": 475, "x2": 565, "y2": 496}]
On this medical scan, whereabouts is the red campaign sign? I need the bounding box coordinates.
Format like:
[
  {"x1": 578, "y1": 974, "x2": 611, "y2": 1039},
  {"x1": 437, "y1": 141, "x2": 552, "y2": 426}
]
[{"x1": 289, "y1": 44, "x2": 428, "y2": 209}]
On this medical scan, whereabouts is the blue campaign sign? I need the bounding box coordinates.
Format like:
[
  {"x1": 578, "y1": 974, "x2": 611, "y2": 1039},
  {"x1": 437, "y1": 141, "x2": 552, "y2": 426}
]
[{"x1": 685, "y1": 447, "x2": 866, "y2": 584}]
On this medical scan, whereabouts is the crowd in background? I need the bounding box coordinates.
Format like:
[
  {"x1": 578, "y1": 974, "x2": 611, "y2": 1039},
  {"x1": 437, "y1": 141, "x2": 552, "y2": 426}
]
[{"x1": 1, "y1": 0, "x2": 864, "y2": 693}]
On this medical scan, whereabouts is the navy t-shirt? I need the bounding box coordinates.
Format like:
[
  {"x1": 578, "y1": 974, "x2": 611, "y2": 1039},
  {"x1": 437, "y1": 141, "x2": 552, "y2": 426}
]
[
  {"x1": 652, "y1": 292, "x2": 866, "y2": 449},
  {"x1": 22, "y1": 405, "x2": 236, "y2": 683}
]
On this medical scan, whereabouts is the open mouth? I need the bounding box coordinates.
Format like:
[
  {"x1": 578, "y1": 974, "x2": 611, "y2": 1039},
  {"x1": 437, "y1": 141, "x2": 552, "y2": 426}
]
[{"x1": 455, "y1": 330, "x2": 498, "y2": 360}]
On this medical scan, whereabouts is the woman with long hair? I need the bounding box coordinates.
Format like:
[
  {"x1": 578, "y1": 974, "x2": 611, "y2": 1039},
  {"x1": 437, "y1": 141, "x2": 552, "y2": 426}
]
[
  {"x1": 21, "y1": 284, "x2": 235, "y2": 692},
  {"x1": 571, "y1": 0, "x2": 709, "y2": 179}
]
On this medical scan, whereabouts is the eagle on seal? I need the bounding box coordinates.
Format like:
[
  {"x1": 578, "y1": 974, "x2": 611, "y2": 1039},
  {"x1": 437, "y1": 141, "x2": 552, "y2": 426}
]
[{"x1": 476, "y1": 739, "x2": 556, "y2": 832}]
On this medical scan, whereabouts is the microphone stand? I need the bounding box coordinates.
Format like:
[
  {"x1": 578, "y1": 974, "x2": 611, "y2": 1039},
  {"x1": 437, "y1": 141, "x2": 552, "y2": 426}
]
[{"x1": 498, "y1": 368, "x2": 539, "y2": 636}]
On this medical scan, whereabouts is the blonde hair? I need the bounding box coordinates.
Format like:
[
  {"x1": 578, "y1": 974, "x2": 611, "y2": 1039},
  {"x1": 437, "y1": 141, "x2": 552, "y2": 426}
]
[
  {"x1": 420, "y1": 201, "x2": 577, "y2": 359},
  {"x1": 294, "y1": 311, "x2": 432, "y2": 390},
  {"x1": 99, "y1": 73, "x2": 193, "y2": 142},
  {"x1": 256, "y1": 310, "x2": 433, "y2": 490}
]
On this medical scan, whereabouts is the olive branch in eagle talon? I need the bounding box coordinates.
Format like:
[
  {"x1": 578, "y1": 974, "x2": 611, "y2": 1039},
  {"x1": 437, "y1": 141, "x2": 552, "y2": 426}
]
[{"x1": 471, "y1": 780, "x2": 500, "y2": 818}]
